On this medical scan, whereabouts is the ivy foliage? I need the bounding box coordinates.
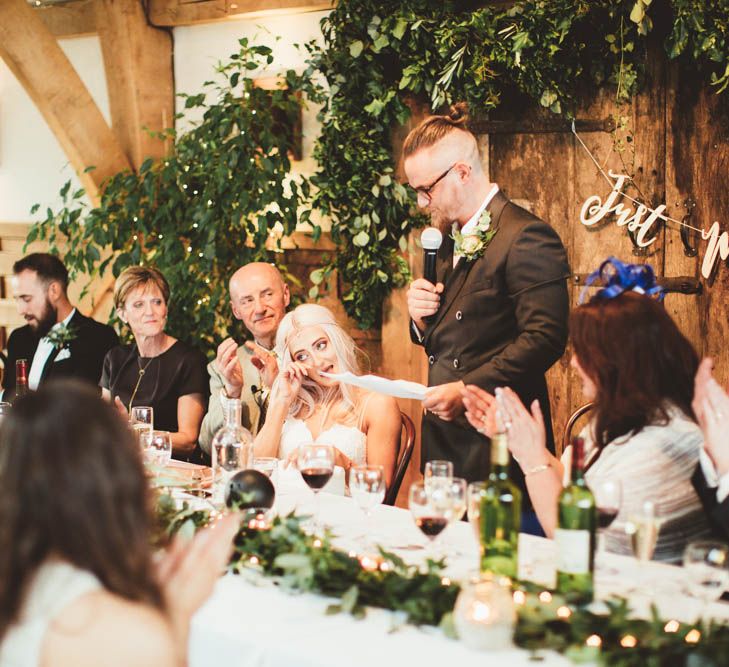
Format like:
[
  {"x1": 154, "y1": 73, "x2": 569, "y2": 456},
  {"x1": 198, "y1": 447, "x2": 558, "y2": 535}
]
[
  {"x1": 667, "y1": 1, "x2": 729, "y2": 93},
  {"x1": 29, "y1": 39, "x2": 309, "y2": 350},
  {"x1": 301, "y1": 0, "x2": 650, "y2": 327},
  {"x1": 28, "y1": 2, "x2": 729, "y2": 337},
  {"x1": 301, "y1": 0, "x2": 729, "y2": 328},
  {"x1": 159, "y1": 497, "x2": 729, "y2": 666}
]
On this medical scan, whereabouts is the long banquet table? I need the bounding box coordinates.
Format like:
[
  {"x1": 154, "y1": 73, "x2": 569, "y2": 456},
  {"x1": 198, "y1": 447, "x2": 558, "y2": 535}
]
[{"x1": 187, "y1": 470, "x2": 729, "y2": 667}]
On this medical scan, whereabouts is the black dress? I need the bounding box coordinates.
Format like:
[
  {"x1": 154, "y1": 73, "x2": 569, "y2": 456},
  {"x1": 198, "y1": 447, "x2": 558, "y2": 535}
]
[{"x1": 100, "y1": 340, "x2": 209, "y2": 434}]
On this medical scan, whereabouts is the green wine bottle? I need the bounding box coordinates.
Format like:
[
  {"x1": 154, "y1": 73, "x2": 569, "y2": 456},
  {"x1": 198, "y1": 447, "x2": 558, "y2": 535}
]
[
  {"x1": 479, "y1": 431, "x2": 521, "y2": 579},
  {"x1": 555, "y1": 436, "x2": 596, "y2": 604}
]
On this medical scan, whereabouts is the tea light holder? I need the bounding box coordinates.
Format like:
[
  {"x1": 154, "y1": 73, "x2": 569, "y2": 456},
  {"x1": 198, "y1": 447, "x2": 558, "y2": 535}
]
[
  {"x1": 453, "y1": 577, "x2": 516, "y2": 651},
  {"x1": 242, "y1": 507, "x2": 274, "y2": 531}
]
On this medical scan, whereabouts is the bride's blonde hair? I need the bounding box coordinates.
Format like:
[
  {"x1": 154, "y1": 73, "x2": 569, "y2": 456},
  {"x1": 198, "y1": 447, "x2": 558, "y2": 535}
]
[{"x1": 275, "y1": 304, "x2": 361, "y2": 421}]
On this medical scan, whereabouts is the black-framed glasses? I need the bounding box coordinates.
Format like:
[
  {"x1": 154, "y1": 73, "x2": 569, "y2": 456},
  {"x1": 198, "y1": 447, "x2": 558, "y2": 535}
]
[{"x1": 412, "y1": 163, "x2": 457, "y2": 201}]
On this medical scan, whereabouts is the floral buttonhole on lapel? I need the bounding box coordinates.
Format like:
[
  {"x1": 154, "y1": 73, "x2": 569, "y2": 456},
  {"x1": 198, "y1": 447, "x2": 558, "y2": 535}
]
[
  {"x1": 45, "y1": 323, "x2": 78, "y2": 359},
  {"x1": 451, "y1": 209, "x2": 497, "y2": 262}
]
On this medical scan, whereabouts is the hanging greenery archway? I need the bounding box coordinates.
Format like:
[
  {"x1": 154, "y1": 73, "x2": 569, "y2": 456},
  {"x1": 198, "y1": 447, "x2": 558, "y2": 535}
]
[{"x1": 30, "y1": 1, "x2": 728, "y2": 345}]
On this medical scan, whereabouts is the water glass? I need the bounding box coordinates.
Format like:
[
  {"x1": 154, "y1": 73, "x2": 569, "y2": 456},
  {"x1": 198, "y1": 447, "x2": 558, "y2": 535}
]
[
  {"x1": 130, "y1": 406, "x2": 153, "y2": 445},
  {"x1": 684, "y1": 540, "x2": 729, "y2": 604},
  {"x1": 350, "y1": 464, "x2": 385, "y2": 550},
  {"x1": 141, "y1": 430, "x2": 172, "y2": 466},
  {"x1": 445, "y1": 477, "x2": 468, "y2": 522},
  {"x1": 253, "y1": 457, "x2": 278, "y2": 479},
  {"x1": 424, "y1": 459, "x2": 453, "y2": 492},
  {"x1": 0, "y1": 402, "x2": 11, "y2": 421}
]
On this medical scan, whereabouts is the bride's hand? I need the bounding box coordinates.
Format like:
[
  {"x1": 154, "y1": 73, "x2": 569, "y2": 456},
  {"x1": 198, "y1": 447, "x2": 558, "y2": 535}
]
[{"x1": 271, "y1": 362, "x2": 308, "y2": 408}]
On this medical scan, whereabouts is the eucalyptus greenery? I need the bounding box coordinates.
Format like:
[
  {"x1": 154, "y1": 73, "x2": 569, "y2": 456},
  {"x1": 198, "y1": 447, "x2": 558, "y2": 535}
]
[
  {"x1": 28, "y1": 2, "x2": 729, "y2": 336},
  {"x1": 29, "y1": 39, "x2": 309, "y2": 350},
  {"x1": 157, "y1": 496, "x2": 729, "y2": 665},
  {"x1": 301, "y1": 0, "x2": 729, "y2": 328}
]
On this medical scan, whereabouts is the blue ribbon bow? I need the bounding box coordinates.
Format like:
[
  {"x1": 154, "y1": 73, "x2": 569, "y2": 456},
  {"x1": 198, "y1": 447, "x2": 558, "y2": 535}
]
[{"x1": 580, "y1": 257, "x2": 664, "y2": 304}]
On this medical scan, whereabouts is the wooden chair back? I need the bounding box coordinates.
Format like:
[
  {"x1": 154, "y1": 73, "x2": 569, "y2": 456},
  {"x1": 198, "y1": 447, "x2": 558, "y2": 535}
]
[{"x1": 384, "y1": 411, "x2": 415, "y2": 506}]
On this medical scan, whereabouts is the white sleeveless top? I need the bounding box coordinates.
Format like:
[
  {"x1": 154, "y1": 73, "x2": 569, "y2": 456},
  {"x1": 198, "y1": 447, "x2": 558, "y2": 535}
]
[
  {"x1": 0, "y1": 561, "x2": 102, "y2": 667},
  {"x1": 277, "y1": 416, "x2": 367, "y2": 495}
]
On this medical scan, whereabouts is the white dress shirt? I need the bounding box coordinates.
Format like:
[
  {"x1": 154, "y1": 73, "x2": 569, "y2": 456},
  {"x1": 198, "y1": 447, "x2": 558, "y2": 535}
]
[
  {"x1": 453, "y1": 184, "x2": 500, "y2": 267},
  {"x1": 28, "y1": 309, "x2": 76, "y2": 390}
]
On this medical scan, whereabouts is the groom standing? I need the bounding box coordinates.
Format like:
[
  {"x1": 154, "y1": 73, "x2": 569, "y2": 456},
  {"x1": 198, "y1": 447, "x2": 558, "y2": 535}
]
[{"x1": 404, "y1": 104, "x2": 570, "y2": 501}]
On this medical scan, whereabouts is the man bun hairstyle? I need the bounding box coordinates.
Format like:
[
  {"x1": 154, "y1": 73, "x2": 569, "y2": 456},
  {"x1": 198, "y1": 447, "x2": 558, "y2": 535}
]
[
  {"x1": 402, "y1": 102, "x2": 472, "y2": 158},
  {"x1": 12, "y1": 253, "x2": 69, "y2": 293}
]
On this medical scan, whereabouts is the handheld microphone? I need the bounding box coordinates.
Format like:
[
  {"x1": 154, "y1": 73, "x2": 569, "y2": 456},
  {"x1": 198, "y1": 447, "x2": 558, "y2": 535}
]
[{"x1": 421, "y1": 227, "x2": 443, "y2": 285}]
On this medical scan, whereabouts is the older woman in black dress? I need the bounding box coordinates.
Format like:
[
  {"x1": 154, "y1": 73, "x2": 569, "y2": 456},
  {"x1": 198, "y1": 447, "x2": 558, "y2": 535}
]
[{"x1": 101, "y1": 266, "x2": 208, "y2": 458}]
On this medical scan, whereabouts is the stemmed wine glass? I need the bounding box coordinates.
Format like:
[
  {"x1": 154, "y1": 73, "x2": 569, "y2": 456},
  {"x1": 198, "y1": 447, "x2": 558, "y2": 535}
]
[
  {"x1": 253, "y1": 457, "x2": 278, "y2": 479},
  {"x1": 446, "y1": 477, "x2": 467, "y2": 524},
  {"x1": 350, "y1": 464, "x2": 385, "y2": 551},
  {"x1": 592, "y1": 478, "x2": 622, "y2": 575},
  {"x1": 297, "y1": 444, "x2": 335, "y2": 535},
  {"x1": 141, "y1": 430, "x2": 172, "y2": 467},
  {"x1": 130, "y1": 406, "x2": 153, "y2": 445},
  {"x1": 409, "y1": 479, "x2": 466, "y2": 560},
  {"x1": 684, "y1": 540, "x2": 729, "y2": 620},
  {"x1": 424, "y1": 460, "x2": 453, "y2": 492},
  {"x1": 625, "y1": 500, "x2": 661, "y2": 595}
]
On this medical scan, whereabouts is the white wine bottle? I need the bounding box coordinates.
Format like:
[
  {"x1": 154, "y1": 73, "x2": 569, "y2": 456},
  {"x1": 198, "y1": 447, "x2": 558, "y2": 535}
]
[
  {"x1": 555, "y1": 436, "x2": 596, "y2": 604},
  {"x1": 479, "y1": 431, "x2": 521, "y2": 579}
]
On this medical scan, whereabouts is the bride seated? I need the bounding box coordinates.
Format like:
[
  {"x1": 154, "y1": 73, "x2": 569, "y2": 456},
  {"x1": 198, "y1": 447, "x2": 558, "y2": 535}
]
[{"x1": 253, "y1": 304, "x2": 400, "y2": 493}]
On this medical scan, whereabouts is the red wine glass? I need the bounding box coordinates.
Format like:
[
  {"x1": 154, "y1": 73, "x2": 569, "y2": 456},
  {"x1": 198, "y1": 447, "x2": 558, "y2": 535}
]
[{"x1": 297, "y1": 444, "x2": 335, "y2": 535}]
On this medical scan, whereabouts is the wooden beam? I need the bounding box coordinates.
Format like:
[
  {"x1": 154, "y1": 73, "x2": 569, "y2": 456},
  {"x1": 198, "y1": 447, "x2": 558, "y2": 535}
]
[
  {"x1": 34, "y1": 0, "x2": 97, "y2": 39},
  {"x1": 0, "y1": 0, "x2": 132, "y2": 204},
  {"x1": 97, "y1": 0, "x2": 174, "y2": 169},
  {"x1": 148, "y1": 0, "x2": 332, "y2": 27}
]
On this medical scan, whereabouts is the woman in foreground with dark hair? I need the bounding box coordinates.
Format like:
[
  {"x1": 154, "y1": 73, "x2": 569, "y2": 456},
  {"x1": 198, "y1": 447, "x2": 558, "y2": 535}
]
[
  {"x1": 462, "y1": 258, "x2": 710, "y2": 562},
  {"x1": 0, "y1": 381, "x2": 238, "y2": 667}
]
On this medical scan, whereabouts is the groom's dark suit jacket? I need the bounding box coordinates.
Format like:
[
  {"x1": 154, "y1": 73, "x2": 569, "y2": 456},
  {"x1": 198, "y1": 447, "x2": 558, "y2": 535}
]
[
  {"x1": 3, "y1": 310, "x2": 118, "y2": 401},
  {"x1": 412, "y1": 191, "x2": 570, "y2": 488}
]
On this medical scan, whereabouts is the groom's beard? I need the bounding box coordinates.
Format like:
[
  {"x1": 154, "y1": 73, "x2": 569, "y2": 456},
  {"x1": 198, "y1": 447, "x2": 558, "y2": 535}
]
[{"x1": 30, "y1": 299, "x2": 58, "y2": 339}]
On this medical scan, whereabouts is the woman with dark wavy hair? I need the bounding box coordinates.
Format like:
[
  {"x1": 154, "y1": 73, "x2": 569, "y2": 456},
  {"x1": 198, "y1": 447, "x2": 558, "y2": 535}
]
[
  {"x1": 0, "y1": 380, "x2": 237, "y2": 667},
  {"x1": 462, "y1": 258, "x2": 710, "y2": 562}
]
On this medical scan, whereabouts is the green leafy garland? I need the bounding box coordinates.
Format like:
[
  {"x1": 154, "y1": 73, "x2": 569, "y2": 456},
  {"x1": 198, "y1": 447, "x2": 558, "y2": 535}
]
[
  {"x1": 302, "y1": 0, "x2": 729, "y2": 328},
  {"x1": 160, "y1": 497, "x2": 729, "y2": 666},
  {"x1": 27, "y1": 2, "x2": 729, "y2": 336}
]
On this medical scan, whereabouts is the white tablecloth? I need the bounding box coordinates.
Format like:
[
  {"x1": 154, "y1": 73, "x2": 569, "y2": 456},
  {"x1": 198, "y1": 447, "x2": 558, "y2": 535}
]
[{"x1": 188, "y1": 472, "x2": 729, "y2": 667}]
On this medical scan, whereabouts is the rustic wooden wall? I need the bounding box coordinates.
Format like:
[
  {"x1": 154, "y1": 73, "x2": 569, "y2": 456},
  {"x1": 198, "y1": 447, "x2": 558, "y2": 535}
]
[{"x1": 482, "y1": 53, "x2": 729, "y2": 451}]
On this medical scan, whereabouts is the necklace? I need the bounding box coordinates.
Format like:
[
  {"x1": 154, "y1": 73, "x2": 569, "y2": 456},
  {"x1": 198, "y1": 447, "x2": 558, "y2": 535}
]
[{"x1": 127, "y1": 354, "x2": 156, "y2": 413}]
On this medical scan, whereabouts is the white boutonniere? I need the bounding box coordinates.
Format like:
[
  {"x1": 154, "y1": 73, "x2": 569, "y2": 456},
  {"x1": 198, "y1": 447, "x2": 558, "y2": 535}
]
[
  {"x1": 45, "y1": 323, "x2": 78, "y2": 351},
  {"x1": 451, "y1": 209, "x2": 497, "y2": 262}
]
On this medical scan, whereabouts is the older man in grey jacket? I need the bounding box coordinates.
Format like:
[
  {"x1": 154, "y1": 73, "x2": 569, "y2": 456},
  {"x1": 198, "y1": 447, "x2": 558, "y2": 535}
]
[{"x1": 199, "y1": 263, "x2": 289, "y2": 454}]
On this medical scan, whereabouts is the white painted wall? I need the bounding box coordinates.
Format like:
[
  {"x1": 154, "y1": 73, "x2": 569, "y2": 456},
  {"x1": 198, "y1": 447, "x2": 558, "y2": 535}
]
[
  {"x1": 0, "y1": 10, "x2": 328, "y2": 224},
  {"x1": 0, "y1": 36, "x2": 110, "y2": 222}
]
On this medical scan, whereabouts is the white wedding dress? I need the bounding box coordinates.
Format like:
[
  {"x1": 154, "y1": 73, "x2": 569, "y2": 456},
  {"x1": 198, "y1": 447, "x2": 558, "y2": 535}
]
[
  {"x1": 277, "y1": 417, "x2": 367, "y2": 495},
  {"x1": 0, "y1": 561, "x2": 101, "y2": 667}
]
